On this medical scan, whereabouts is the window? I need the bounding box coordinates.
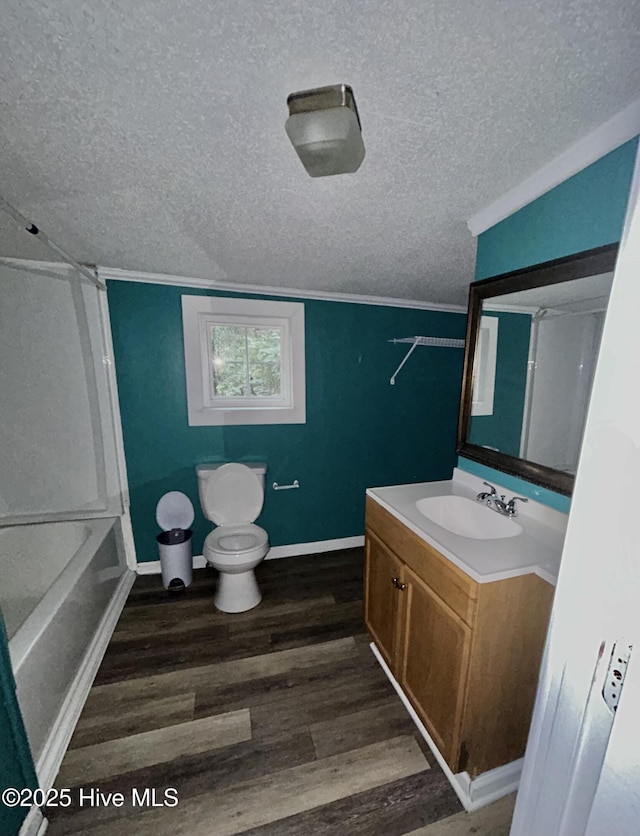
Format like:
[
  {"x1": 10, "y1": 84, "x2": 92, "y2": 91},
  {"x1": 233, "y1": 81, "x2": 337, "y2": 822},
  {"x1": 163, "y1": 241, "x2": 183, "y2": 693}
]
[
  {"x1": 209, "y1": 325, "x2": 282, "y2": 402},
  {"x1": 471, "y1": 315, "x2": 498, "y2": 416},
  {"x1": 182, "y1": 295, "x2": 305, "y2": 426}
]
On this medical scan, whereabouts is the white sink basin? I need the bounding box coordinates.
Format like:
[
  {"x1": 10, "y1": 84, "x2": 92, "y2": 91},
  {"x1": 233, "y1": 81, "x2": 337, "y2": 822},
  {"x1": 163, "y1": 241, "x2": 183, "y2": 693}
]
[{"x1": 415, "y1": 495, "x2": 523, "y2": 540}]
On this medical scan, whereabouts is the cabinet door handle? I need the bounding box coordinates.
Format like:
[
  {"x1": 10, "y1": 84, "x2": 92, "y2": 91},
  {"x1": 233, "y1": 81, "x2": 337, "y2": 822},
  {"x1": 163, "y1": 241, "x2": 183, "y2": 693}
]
[{"x1": 391, "y1": 577, "x2": 407, "y2": 591}]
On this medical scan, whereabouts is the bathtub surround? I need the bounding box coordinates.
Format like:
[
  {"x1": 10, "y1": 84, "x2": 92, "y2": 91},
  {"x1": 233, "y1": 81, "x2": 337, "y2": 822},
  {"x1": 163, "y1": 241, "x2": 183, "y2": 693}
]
[
  {"x1": 0, "y1": 259, "x2": 137, "y2": 836},
  {"x1": 0, "y1": 265, "x2": 124, "y2": 526},
  {"x1": 6, "y1": 518, "x2": 133, "y2": 795},
  {"x1": 107, "y1": 280, "x2": 466, "y2": 564},
  {"x1": 460, "y1": 136, "x2": 639, "y2": 507}
]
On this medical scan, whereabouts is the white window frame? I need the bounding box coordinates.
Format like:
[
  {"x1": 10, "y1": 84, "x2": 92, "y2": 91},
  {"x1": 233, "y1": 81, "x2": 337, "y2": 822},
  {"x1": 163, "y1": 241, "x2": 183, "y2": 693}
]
[
  {"x1": 471, "y1": 315, "x2": 498, "y2": 416},
  {"x1": 182, "y1": 295, "x2": 306, "y2": 426}
]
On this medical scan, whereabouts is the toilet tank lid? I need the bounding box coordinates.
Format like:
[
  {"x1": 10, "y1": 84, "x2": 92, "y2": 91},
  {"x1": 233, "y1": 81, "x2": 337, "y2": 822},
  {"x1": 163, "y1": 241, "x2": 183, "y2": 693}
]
[{"x1": 196, "y1": 462, "x2": 267, "y2": 477}]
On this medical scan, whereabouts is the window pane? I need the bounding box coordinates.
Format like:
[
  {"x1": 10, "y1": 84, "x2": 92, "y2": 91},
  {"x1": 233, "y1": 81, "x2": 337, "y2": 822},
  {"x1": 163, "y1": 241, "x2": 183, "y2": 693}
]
[
  {"x1": 212, "y1": 360, "x2": 247, "y2": 396},
  {"x1": 211, "y1": 326, "x2": 246, "y2": 363},
  {"x1": 247, "y1": 328, "x2": 282, "y2": 396},
  {"x1": 210, "y1": 325, "x2": 282, "y2": 398},
  {"x1": 211, "y1": 326, "x2": 246, "y2": 396},
  {"x1": 250, "y1": 362, "x2": 281, "y2": 396}
]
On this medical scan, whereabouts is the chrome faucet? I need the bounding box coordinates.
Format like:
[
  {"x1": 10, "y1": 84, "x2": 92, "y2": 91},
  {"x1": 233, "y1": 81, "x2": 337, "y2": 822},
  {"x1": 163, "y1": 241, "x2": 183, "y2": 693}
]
[
  {"x1": 494, "y1": 495, "x2": 529, "y2": 517},
  {"x1": 476, "y1": 481, "x2": 497, "y2": 504},
  {"x1": 504, "y1": 496, "x2": 528, "y2": 517},
  {"x1": 493, "y1": 495, "x2": 508, "y2": 514},
  {"x1": 477, "y1": 482, "x2": 529, "y2": 517}
]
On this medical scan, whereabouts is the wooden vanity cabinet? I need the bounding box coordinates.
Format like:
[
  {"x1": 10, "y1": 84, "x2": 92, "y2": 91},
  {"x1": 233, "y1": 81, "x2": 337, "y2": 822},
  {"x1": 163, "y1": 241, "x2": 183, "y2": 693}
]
[
  {"x1": 364, "y1": 497, "x2": 554, "y2": 777},
  {"x1": 363, "y1": 532, "x2": 404, "y2": 670}
]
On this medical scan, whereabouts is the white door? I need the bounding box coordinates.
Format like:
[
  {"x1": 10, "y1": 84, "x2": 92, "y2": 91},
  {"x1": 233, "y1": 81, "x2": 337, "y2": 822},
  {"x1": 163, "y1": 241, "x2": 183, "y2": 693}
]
[{"x1": 510, "y1": 145, "x2": 640, "y2": 835}]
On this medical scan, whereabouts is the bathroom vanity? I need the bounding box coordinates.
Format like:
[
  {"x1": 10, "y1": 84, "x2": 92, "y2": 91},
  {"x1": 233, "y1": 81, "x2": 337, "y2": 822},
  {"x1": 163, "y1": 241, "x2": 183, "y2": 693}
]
[{"x1": 364, "y1": 469, "x2": 565, "y2": 808}]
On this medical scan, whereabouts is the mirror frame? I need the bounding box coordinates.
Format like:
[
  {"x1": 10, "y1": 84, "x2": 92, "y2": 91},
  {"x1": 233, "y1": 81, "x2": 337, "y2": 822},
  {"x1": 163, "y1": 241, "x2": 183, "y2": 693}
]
[{"x1": 457, "y1": 243, "x2": 619, "y2": 496}]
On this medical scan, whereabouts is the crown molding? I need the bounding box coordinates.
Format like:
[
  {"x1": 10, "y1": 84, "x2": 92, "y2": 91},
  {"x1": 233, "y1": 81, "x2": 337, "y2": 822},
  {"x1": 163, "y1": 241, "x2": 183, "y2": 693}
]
[
  {"x1": 467, "y1": 97, "x2": 640, "y2": 237},
  {"x1": 0, "y1": 257, "x2": 466, "y2": 312},
  {"x1": 97, "y1": 266, "x2": 467, "y2": 313}
]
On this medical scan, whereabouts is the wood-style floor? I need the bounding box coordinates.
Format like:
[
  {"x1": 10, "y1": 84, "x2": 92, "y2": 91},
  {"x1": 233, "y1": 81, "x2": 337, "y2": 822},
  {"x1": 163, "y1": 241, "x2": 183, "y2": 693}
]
[{"x1": 47, "y1": 550, "x2": 514, "y2": 835}]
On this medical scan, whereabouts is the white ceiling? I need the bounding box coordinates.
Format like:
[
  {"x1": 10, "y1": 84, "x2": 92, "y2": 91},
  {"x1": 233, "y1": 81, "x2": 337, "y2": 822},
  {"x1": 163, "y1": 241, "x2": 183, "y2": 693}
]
[{"x1": 0, "y1": 0, "x2": 638, "y2": 305}]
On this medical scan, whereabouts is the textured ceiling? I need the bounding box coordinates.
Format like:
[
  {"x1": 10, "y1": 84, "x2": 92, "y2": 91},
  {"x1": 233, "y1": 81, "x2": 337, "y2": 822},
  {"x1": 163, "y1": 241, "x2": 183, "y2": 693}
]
[{"x1": 0, "y1": 1, "x2": 638, "y2": 305}]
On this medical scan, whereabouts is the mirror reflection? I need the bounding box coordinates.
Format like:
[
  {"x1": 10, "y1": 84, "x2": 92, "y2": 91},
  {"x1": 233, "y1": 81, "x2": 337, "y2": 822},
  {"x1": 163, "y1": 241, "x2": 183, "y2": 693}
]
[{"x1": 468, "y1": 271, "x2": 613, "y2": 476}]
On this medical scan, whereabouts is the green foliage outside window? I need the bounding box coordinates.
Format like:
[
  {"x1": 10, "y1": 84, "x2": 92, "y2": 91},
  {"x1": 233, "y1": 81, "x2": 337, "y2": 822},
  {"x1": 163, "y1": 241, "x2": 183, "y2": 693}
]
[{"x1": 211, "y1": 325, "x2": 282, "y2": 397}]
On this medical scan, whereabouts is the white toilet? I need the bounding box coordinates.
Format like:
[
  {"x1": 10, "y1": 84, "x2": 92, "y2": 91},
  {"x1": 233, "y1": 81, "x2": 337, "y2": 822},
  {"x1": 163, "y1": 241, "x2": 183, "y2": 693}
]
[{"x1": 196, "y1": 462, "x2": 269, "y2": 613}]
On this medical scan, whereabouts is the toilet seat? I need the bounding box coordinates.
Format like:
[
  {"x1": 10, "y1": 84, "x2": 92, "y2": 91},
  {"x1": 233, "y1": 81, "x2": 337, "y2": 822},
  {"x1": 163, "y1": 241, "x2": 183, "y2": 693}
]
[{"x1": 205, "y1": 523, "x2": 268, "y2": 556}]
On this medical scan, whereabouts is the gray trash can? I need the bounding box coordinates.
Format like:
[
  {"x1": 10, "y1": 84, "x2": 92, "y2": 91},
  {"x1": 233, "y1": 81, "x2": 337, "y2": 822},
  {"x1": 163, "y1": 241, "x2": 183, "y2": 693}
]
[
  {"x1": 157, "y1": 528, "x2": 193, "y2": 591},
  {"x1": 155, "y1": 490, "x2": 195, "y2": 592}
]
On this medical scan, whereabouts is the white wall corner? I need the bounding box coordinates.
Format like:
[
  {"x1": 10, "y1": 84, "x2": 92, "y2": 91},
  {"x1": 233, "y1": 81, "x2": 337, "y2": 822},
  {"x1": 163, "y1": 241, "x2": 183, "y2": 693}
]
[{"x1": 467, "y1": 97, "x2": 640, "y2": 236}]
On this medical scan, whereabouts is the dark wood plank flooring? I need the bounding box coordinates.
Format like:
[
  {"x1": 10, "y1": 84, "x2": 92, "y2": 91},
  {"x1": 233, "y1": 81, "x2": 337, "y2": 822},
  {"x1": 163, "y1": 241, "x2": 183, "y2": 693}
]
[{"x1": 47, "y1": 549, "x2": 464, "y2": 835}]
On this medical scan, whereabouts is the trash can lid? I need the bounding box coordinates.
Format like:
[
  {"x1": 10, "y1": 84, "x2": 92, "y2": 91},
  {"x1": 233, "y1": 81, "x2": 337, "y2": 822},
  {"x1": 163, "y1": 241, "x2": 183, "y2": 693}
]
[{"x1": 156, "y1": 491, "x2": 195, "y2": 532}]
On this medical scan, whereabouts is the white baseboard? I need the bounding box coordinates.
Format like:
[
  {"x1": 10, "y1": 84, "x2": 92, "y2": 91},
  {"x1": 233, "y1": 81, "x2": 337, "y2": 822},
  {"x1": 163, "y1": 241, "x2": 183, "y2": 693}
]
[
  {"x1": 454, "y1": 758, "x2": 523, "y2": 810},
  {"x1": 136, "y1": 535, "x2": 365, "y2": 573},
  {"x1": 370, "y1": 642, "x2": 521, "y2": 812},
  {"x1": 266, "y1": 535, "x2": 364, "y2": 560},
  {"x1": 136, "y1": 554, "x2": 207, "y2": 574},
  {"x1": 36, "y1": 570, "x2": 136, "y2": 791},
  {"x1": 19, "y1": 805, "x2": 48, "y2": 836}
]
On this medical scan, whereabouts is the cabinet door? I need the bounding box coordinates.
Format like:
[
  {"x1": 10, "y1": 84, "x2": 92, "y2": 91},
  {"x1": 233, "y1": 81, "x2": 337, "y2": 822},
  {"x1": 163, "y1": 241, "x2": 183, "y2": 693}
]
[
  {"x1": 399, "y1": 565, "x2": 472, "y2": 771},
  {"x1": 364, "y1": 531, "x2": 404, "y2": 671}
]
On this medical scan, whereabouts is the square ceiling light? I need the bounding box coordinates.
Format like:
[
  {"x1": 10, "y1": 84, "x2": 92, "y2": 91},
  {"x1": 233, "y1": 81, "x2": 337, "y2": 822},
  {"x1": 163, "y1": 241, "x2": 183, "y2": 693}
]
[{"x1": 285, "y1": 84, "x2": 365, "y2": 177}]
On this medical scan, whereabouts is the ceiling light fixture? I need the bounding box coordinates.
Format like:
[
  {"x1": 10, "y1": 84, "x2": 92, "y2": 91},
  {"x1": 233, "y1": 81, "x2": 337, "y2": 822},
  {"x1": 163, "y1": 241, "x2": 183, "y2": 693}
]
[{"x1": 285, "y1": 84, "x2": 365, "y2": 178}]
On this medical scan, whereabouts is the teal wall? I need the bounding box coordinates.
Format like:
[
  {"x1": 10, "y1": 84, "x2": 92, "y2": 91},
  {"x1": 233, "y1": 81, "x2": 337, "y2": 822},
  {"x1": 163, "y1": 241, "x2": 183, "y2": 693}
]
[
  {"x1": 0, "y1": 616, "x2": 37, "y2": 836},
  {"x1": 461, "y1": 136, "x2": 639, "y2": 511},
  {"x1": 108, "y1": 281, "x2": 466, "y2": 562},
  {"x1": 468, "y1": 311, "x2": 531, "y2": 457},
  {"x1": 458, "y1": 458, "x2": 571, "y2": 513},
  {"x1": 475, "y1": 138, "x2": 639, "y2": 280}
]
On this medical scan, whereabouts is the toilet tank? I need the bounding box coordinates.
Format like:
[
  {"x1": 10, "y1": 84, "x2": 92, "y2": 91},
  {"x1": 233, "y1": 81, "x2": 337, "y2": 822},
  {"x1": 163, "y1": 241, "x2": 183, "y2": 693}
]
[{"x1": 196, "y1": 462, "x2": 267, "y2": 520}]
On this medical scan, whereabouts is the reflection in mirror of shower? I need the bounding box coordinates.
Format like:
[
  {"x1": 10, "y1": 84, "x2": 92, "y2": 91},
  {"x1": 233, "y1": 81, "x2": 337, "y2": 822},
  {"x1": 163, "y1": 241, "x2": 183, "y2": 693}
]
[{"x1": 520, "y1": 310, "x2": 605, "y2": 473}]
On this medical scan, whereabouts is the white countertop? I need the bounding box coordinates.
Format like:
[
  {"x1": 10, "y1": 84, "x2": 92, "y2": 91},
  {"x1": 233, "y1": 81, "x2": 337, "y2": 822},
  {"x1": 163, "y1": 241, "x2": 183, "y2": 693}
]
[{"x1": 366, "y1": 468, "x2": 566, "y2": 586}]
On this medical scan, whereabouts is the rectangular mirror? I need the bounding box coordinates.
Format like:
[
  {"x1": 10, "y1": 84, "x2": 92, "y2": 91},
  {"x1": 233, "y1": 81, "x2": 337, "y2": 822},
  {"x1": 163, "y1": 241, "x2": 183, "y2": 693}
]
[{"x1": 457, "y1": 243, "x2": 618, "y2": 495}]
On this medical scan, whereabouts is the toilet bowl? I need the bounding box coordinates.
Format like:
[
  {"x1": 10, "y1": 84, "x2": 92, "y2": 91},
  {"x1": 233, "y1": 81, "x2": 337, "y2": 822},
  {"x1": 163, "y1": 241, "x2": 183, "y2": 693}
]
[{"x1": 196, "y1": 462, "x2": 269, "y2": 613}]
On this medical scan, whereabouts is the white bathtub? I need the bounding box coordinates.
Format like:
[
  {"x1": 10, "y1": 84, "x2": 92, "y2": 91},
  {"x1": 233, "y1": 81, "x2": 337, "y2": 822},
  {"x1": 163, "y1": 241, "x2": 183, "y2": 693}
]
[
  {"x1": 2, "y1": 517, "x2": 133, "y2": 787},
  {"x1": 2, "y1": 521, "x2": 92, "y2": 640}
]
